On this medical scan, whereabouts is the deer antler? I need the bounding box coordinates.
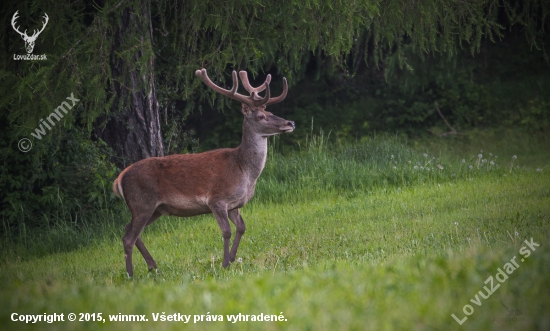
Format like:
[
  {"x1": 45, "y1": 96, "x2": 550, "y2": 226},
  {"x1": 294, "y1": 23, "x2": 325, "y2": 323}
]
[
  {"x1": 11, "y1": 11, "x2": 49, "y2": 39},
  {"x1": 265, "y1": 76, "x2": 287, "y2": 106},
  {"x1": 239, "y1": 71, "x2": 271, "y2": 94},
  {"x1": 31, "y1": 13, "x2": 49, "y2": 39},
  {"x1": 196, "y1": 69, "x2": 270, "y2": 108},
  {"x1": 238, "y1": 71, "x2": 288, "y2": 106},
  {"x1": 196, "y1": 69, "x2": 289, "y2": 108},
  {"x1": 11, "y1": 11, "x2": 27, "y2": 38}
]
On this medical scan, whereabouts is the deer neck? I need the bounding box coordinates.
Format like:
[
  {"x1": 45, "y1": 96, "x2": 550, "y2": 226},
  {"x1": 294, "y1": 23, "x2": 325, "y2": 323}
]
[{"x1": 236, "y1": 122, "x2": 268, "y2": 181}]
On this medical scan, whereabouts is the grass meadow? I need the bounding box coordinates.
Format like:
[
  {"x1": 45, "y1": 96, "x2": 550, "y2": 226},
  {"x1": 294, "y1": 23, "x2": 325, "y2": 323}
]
[{"x1": 1, "y1": 129, "x2": 549, "y2": 330}]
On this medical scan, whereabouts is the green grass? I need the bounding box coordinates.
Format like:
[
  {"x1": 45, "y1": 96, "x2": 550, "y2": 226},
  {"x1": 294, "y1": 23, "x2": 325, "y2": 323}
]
[{"x1": 1, "y1": 131, "x2": 549, "y2": 330}]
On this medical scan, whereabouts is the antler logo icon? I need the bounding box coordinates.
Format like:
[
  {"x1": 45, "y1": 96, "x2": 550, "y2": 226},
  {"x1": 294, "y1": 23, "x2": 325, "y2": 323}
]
[{"x1": 11, "y1": 11, "x2": 49, "y2": 54}]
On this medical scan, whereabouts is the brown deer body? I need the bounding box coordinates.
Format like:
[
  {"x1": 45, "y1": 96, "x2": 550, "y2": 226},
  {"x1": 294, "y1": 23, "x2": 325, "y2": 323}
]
[{"x1": 113, "y1": 69, "x2": 294, "y2": 277}]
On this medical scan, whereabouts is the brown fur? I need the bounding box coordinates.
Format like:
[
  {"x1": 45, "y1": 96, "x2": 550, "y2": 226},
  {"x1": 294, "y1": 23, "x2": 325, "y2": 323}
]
[{"x1": 116, "y1": 69, "x2": 294, "y2": 277}]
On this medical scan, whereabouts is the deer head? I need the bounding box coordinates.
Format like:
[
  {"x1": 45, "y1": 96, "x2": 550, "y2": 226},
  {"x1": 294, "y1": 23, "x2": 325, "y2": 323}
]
[
  {"x1": 195, "y1": 69, "x2": 294, "y2": 137},
  {"x1": 11, "y1": 11, "x2": 49, "y2": 54}
]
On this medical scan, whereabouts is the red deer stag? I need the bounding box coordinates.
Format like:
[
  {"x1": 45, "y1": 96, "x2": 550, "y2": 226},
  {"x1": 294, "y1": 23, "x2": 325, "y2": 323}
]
[{"x1": 113, "y1": 69, "x2": 294, "y2": 277}]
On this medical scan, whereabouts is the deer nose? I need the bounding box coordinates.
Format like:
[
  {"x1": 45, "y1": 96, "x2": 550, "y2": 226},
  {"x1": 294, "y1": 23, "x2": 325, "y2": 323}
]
[{"x1": 288, "y1": 121, "x2": 295, "y2": 129}]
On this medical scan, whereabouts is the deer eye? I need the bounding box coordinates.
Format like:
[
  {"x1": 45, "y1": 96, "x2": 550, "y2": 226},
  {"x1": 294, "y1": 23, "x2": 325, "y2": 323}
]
[{"x1": 257, "y1": 114, "x2": 266, "y2": 120}]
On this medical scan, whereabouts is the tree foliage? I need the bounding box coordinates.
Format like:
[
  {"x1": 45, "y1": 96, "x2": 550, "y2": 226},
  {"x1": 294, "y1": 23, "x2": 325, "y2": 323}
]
[{"x1": 1, "y1": 0, "x2": 549, "y2": 230}]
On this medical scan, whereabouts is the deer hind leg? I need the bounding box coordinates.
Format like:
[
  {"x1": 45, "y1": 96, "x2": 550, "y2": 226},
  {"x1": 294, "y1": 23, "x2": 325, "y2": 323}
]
[
  {"x1": 209, "y1": 202, "x2": 231, "y2": 268},
  {"x1": 134, "y1": 211, "x2": 162, "y2": 272},
  {"x1": 122, "y1": 207, "x2": 156, "y2": 277},
  {"x1": 228, "y1": 208, "x2": 246, "y2": 262}
]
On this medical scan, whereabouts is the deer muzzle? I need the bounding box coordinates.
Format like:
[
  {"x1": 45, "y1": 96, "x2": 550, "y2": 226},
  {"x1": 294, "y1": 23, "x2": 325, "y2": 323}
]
[{"x1": 282, "y1": 121, "x2": 295, "y2": 133}]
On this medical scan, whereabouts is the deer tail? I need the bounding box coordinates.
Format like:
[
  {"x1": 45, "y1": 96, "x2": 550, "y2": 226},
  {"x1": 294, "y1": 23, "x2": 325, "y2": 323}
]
[{"x1": 113, "y1": 174, "x2": 126, "y2": 202}]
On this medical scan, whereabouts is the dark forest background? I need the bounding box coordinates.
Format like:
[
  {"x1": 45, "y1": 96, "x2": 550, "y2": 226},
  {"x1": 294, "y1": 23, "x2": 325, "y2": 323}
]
[{"x1": 1, "y1": 0, "x2": 549, "y2": 231}]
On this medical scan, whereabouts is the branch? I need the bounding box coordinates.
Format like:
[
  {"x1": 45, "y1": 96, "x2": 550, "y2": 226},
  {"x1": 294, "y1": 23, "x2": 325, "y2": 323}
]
[
  {"x1": 60, "y1": 0, "x2": 127, "y2": 60},
  {"x1": 433, "y1": 101, "x2": 465, "y2": 137}
]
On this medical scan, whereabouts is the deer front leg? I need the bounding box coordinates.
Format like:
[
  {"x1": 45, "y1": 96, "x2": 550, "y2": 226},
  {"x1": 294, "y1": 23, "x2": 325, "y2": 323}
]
[
  {"x1": 228, "y1": 209, "x2": 246, "y2": 262},
  {"x1": 209, "y1": 202, "x2": 232, "y2": 268}
]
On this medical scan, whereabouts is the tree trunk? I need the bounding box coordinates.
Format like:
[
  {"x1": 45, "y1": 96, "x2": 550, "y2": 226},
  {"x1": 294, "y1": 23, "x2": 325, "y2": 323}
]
[{"x1": 94, "y1": 0, "x2": 164, "y2": 168}]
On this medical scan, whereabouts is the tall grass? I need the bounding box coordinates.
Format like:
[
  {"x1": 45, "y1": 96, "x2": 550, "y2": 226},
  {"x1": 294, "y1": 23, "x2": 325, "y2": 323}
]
[
  {"x1": 2, "y1": 130, "x2": 547, "y2": 260},
  {"x1": 257, "y1": 131, "x2": 540, "y2": 204}
]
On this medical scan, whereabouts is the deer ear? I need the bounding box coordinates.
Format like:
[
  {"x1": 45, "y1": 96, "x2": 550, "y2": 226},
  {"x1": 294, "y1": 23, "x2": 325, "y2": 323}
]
[{"x1": 241, "y1": 104, "x2": 254, "y2": 116}]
